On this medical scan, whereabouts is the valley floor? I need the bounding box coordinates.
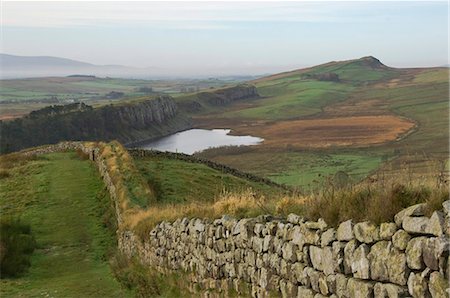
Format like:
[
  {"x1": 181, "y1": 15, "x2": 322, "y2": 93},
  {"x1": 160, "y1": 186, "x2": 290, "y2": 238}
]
[{"x1": 0, "y1": 152, "x2": 131, "y2": 297}]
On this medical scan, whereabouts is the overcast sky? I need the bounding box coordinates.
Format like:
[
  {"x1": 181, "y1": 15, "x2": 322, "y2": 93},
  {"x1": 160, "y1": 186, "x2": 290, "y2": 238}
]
[{"x1": 1, "y1": 1, "x2": 448, "y2": 75}]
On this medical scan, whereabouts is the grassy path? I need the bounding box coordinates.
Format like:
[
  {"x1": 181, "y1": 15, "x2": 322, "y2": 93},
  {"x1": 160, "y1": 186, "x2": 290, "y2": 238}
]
[{"x1": 1, "y1": 153, "x2": 131, "y2": 297}]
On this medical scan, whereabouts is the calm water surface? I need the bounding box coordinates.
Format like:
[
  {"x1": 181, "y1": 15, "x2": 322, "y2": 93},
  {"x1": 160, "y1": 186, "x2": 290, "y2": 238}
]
[{"x1": 139, "y1": 129, "x2": 263, "y2": 154}]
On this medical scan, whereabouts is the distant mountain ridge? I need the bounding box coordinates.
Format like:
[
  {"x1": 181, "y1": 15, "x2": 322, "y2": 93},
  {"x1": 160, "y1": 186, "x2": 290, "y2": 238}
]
[
  {"x1": 1, "y1": 54, "x2": 94, "y2": 68},
  {"x1": 0, "y1": 53, "x2": 153, "y2": 79}
]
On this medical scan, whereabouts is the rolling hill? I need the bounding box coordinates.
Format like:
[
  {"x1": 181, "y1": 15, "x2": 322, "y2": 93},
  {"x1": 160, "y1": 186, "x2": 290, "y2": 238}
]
[{"x1": 177, "y1": 56, "x2": 449, "y2": 188}]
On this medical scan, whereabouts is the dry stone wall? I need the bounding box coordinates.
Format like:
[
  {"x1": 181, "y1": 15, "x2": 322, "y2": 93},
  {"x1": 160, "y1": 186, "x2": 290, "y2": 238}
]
[
  {"x1": 120, "y1": 203, "x2": 450, "y2": 298},
  {"x1": 23, "y1": 142, "x2": 450, "y2": 297}
]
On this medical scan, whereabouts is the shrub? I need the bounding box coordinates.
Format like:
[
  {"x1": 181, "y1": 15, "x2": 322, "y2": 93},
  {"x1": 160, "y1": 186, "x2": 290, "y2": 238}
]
[{"x1": 0, "y1": 218, "x2": 37, "y2": 278}]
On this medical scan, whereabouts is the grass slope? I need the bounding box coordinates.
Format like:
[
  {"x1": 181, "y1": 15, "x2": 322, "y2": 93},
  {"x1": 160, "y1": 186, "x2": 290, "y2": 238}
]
[
  {"x1": 0, "y1": 152, "x2": 131, "y2": 297},
  {"x1": 135, "y1": 154, "x2": 284, "y2": 205}
]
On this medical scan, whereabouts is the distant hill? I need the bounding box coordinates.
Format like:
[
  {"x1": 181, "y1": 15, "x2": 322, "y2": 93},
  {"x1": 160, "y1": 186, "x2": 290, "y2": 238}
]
[
  {"x1": 0, "y1": 53, "x2": 154, "y2": 79},
  {"x1": 253, "y1": 56, "x2": 395, "y2": 84}
]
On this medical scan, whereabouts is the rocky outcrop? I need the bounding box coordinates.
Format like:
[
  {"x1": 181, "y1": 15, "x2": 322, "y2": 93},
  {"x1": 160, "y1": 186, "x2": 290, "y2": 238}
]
[
  {"x1": 0, "y1": 96, "x2": 191, "y2": 153},
  {"x1": 177, "y1": 84, "x2": 260, "y2": 113},
  {"x1": 203, "y1": 84, "x2": 259, "y2": 105}
]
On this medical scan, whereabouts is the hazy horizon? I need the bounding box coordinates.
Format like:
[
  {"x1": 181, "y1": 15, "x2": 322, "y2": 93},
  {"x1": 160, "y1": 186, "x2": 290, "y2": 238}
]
[{"x1": 2, "y1": 1, "x2": 449, "y2": 76}]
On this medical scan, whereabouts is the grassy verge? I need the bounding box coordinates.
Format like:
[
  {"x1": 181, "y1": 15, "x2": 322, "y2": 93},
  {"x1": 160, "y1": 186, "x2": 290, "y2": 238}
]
[
  {"x1": 0, "y1": 152, "x2": 131, "y2": 297},
  {"x1": 134, "y1": 181, "x2": 448, "y2": 238}
]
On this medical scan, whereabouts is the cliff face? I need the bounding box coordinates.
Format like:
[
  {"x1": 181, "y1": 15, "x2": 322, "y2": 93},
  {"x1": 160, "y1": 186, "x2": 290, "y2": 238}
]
[
  {"x1": 177, "y1": 84, "x2": 260, "y2": 113},
  {"x1": 202, "y1": 84, "x2": 260, "y2": 106},
  {"x1": 0, "y1": 96, "x2": 191, "y2": 153}
]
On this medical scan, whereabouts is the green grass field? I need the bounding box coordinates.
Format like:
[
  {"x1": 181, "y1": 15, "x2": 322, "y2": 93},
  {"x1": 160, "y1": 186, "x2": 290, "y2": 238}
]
[
  {"x1": 0, "y1": 152, "x2": 132, "y2": 297},
  {"x1": 197, "y1": 148, "x2": 384, "y2": 189},
  {"x1": 135, "y1": 154, "x2": 283, "y2": 204}
]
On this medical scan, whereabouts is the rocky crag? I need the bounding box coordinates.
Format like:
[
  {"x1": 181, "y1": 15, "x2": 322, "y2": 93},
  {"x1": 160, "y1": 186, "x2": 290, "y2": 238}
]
[
  {"x1": 23, "y1": 142, "x2": 450, "y2": 297},
  {"x1": 0, "y1": 96, "x2": 191, "y2": 153},
  {"x1": 177, "y1": 84, "x2": 260, "y2": 113}
]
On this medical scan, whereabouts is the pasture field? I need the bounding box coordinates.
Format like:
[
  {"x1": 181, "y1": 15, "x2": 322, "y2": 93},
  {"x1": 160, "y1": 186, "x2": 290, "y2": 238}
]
[
  {"x1": 0, "y1": 152, "x2": 132, "y2": 297},
  {"x1": 197, "y1": 147, "x2": 384, "y2": 189},
  {"x1": 135, "y1": 154, "x2": 284, "y2": 204}
]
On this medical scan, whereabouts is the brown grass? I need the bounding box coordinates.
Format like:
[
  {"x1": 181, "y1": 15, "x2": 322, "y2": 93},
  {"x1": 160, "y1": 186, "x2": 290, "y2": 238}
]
[
  {"x1": 236, "y1": 115, "x2": 415, "y2": 148},
  {"x1": 130, "y1": 179, "x2": 448, "y2": 239},
  {"x1": 0, "y1": 152, "x2": 36, "y2": 169},
  {"x1": 132, "y1": 189, "x2": 307, "y2": 238},
  {"x1": 96, "y1": 142, "x2": 155, "y2": 216}
]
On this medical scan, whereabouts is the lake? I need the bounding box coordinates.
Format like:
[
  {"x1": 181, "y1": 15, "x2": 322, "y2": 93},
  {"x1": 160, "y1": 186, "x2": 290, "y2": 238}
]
[{"x1": 138, "y1": 129, "x2": 263, "y2": 154}]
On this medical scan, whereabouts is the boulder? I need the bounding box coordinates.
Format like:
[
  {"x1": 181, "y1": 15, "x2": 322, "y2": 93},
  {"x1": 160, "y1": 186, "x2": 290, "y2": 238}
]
[
  {"x1": 310, "y1": 246, "x2": 324, "y2": 271},
  {"x1": 282, "y1": 242, "x2": 297, "y2": 262},
  {"x1": 252, "y1": 236, "x2": 264, "y2": 253},
  {"x1": 335, "y1": 274, "x2": 349, "y2": 298},
  {"x1": 232, "y1": 218, "x2": 255, "y2": 238},
  {"x1": 254, "y1": 223, "x2": 264, "y2": 236},
  {"x1": 322, "y1": 247, "x2": 336, "y2": 275},
  {"x1": 280, "y1": 259, "x2": 291, "y2": 278},
  {"x1": 344, "y1": 240, "x2": 358, "y2": 275},
  {"x1": 422, "y1": 236, "x2": 449, "y2": 271},
  {"x1": 287, "y1": 213, "x2": 302, "y2": 225},
  {"x1": 394, "y1": 203, "x2": 427, "y2": 226},
  {"x1": 426, "y1": 211, "x2": 445, "y2": 237},
  {"x1": 406, "y1": 236, "x2": 427, "y2": 270},
  {"x1": 291, "y1": 226, "x2": 305, "y2": 247},
  {"x1": 263, "y1": 235, "x2": 273, "y2": 253},
  {"x1": 318, "y1": 273, "x2": 329, "y2": 295},
  {"x1": 368, "y1": 241, "x2": 409, "y2": 286},
  {"x1": 300, "y1": 226, "x2": 320, "y2": 245},
  {"x1": 304, "y1": 218, "x2": 328, "y2": 231},
  {"x1": 297, "y1": 286, "x2": 314, "y2": 298},
  {"x1": 321, "y1": 228, "x2": 336, "y2": 247},
  {"x1": 292, "y1": 262, "x2": 307, "y2": 284},
  {"x1": 392, "y1": 230, "x2": 411, "y2": 250},
  {"x1": 332, "y1": 241, "x2": 346, "y2": 274},
  {"x1": 309, "y1": 246, "x2": 337, "y2": 275},
  {"x1": 347, "y1": 278, "x2": 374, "y2": 298},
  {"x1": 326, "y1": 274, "x2": 337, "y2": 294},
  {"x1": 373, "y1": 282, "x2": 407, "y2": 298},
  {"x1": 280, "y1": 279, "x2": 297, "y2": 298},
  {"x1": 307, "y1": 268, "x2": 322, "y2": 293},
  {"x1": 351, "y1": 244, "x2": 370, "y2": 279},
  {"x1": 380, "y1": 223, "x2": 398, "y2": 240},
  {"x1": 354, "y1": 221, "x2": 380, "y2": 244},
  {"x1": 407, "y1": 271, "x2": 430, "y2": 297},
  {"x1": 442, "y1": 200, "x2": 450, "y2": 215},
  {"x1": 428, "y1": 271, "x2": 448, "y2": 298},
  {"x1": 403, "y1": 216, "x2": 430, "y2": 235},
  {"x1": 337, "y1": 220, "x2": 354, "y2": 241}
]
